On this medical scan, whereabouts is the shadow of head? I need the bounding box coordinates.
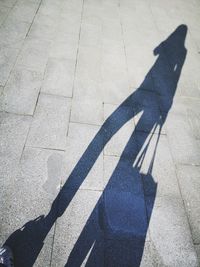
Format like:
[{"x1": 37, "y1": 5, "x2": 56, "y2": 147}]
[
  {"x1": 139, "y1": 24, "x2": 188, "y2": 114},
  {"x1": 154, "y1": 24, "x2": 187, "y2": 56}
]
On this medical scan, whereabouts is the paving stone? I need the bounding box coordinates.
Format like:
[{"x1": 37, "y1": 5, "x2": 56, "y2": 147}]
[
  {"x1": 121, "y1": 11, "x2": 159, "y2": 89},
  {"x1": 70, "y1": 99, "x2": 103, "y2": 125},
  {"x1": 83, "y1": 5, "x2": 102, "y2": 25},
  {"x1": 102, "y1": 79, "x2": 131, "y2": 106},
  {"x1": 140, "y1": 240, "x2": 164, "y2": 267},
  {"x1": 177, "y1": 165, "x2": 200, "y2": 244},
  {"x1": 101, "y1": 46, "x2": 131, "y2": 105},
  {"x1": 125, "y1": 46, "x2": 155, "y2": 90},
  {"x1": 103, "y1": 153, "x2": 150, "y2": 267},
  {"x1": 166, "y1": 113, "x2": 200, "y2": 165},
  {"x1": 177, "y1": 55, "x2": 200, "y2": 99},
  {"x1": 103, "y1": 155, "x2": 145, "y2": 196},
  {"x1": 2, "y1": 67, "x2": 43, "y2": 115},
  {"x1": 0, "y1": 5, "x2": 9, "y2": 26},
  {"x1": 61, "y1": 0, "x2": 83, "y2": 16},
  {"x1": 0, "y1": 0, "x2": 16, "y2": 8},
  {"x1": 41, "y1": 57, "x2": 75, "y2": 97},
  {"x1": 82, "y1": 9, "x2": 102, "y2": 26},
  {"x1": 103, "y1": 155, "x2": 119, "y2": 188},
  {"x1": 122, "y1": 19, "x2": 158, "y2": 50},
  {"x1": 103, "y1": 188, "x2": 147, "y2": 238},
  {"x1": 76, "y1": 45, "x2": 101, "y2": 83},
  {"x1": 136, "y1": 133, "x2": 180, "y2": 199},
  {"x1": 16, "y1": 37, "x2": 51, "y2": 72},
  {"x1": 33, "y1": 12, "x2": 56, "y2": 28},
  {"x1": 188, "y1": 21, "x2": 200, "y2": 52},
  {"x1": 67, "y1": 122, "x2": 101, "y2": 155},
  {"x1": 101, "y1": 4, "x2": 120, "y2": 23},
  {"x1": 134, "y1": 108, "x2": 166, "y2": 135},
  {"x1": 74, "y1": 45, "x2": 101, "y2": 98},
  {"x1": 104, "y1": 239, "x2": 145, "y2": 267},
  {"x1": 9, "y1": 0, "x2": 39, "y2": 23},
  {"x1": 0, "y1": 85, "x2": 3, "y2": 109},
  {"x1": 55, "y1": 30, "x2": 79, "y2": 44},
  {"x1": 38, "y1": 1, "x2": 61, "y2": 18},
  {"x1": 189, "y1": 111, "x2": 200, "y2": 140},
  {"x1": 0, "y1": 146, "x2": 62, "y2": 267},
  {"x1": 49, "y1": 40, "x2": 78, "y2": 61},
  {"x1": 149, "y1": 195, "x2": 199, "y2": 267},
  {"x1": 149, "y1": 1, "x2": 183, "y2": 40},
  {"x1": 195, "y1": 244, "x2": 200, "y2": 265},
  {"x1": 55, "y1": 16, "x2": 81, "y2": 37},
  {"x1": 186, "y1": 99, "x2": 200, "y2": 139},
  {"x1": 11, "y1": 147, "x2": 64, "y2": 218},
  {"x1": 33, "y1": 230, "x2": 54, "y2": 267},
  {"x1": 27, "y1": 19, "x2": 56, "y2": 41},
  {"x1": 170, "y1": 96, "x2": 200, "y2": 117},
  {"x1": 26, "y1": 94, "x2": 71, "y2": 150},
  {"x1": 101, "y1": 45, "x2": 127, "y2": 69},
  {"x1": 80, "y1": 21, "x2": 102, "y2": 47},
  {"x1": 0, "y1": 17, "x2": 30, "y2": 49},
  {"x1": 73, "y1": 73, "x2": 103, "y2": 102},
  {"x1": 0, "y1": 113, "x2": 31, "y2": 242},
  {"x1": 103, "y1": 103, "x2": 135, "y2": 157},
  {"x1": 130, "y1": 89, "x2": 167, "y2": 134},
  {"x1": 0, "y1": 112, "x2": 31, "y2": 183},
  {"x1": 51, "y1": 189, "x2": 102, "y2": 267},
  {"x1": 102, "y1": 39, "x2": 124, "y2": 58},
  {"x1": 179, "y1": 2, "x2": 200, "y2": 49},
  {"x1": 63, "y1": 122, "x2": 104, "y2": 191},
  {"x1": 18, "y1": 0, "x2": 41, "y2": 3},
  {"x1": 0, "y1": 47, "x2": 19, "y2": 86},
  {"x1": 102, "y1": 19, "x2": 122, "y2": 45}
]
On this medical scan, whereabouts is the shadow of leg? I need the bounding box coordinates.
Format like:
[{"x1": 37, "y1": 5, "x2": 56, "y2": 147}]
[{"x1": 65, "y1": 201, "x2": 104, "y2": 267}]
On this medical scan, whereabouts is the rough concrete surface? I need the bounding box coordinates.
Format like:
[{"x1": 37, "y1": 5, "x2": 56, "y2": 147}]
[{"x1": 0, "y1": 0, "x2": 200, "y2": 266}]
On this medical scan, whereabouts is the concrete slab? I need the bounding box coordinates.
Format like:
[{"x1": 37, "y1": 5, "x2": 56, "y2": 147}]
[
  {"x1": 0, "y1": 0, "x2": 16, "y2": 8},
  {"x1": 16, "y1": 37, "x2": 51, "y2": 72},
  {"x1": 0, "y1": 47, "x2": 19, "y2": 86},
  {"x1": 177, "y1": 165, "x2": 200, "y2": 244},
  {"x1": 166, "y1": 113, "x2": 200, "y2": 165},
  {"x1": 2, "y1": 67, "x2": 43, "y2": 115},
  {"x1": 103, "y1": 103, "x2": 135, "y2": 157},
  {"x1": 41, "y1": 57, "x2": 75, "y2": 98},
  {"x1": 63, "y1": 122, "x2": 104, "y2": 191},
  {"x1": 26, "y1": 94, "x2": 71, "y2": 150},
  {"x1": 0, "y1": 112, "x2": 31, "y2": 181},
  {"x1": 9, "y1": 1, "x2": 39, "y2": 23},
  {"x1": 0, "y1": 5, "x2": 9, "y2": 26},
  {"x1": 51, "y1": 189, "x2": 102, "y2": 267},
  {"x1": 0, "y1": 146, "x2": 63, "y2": 267},
  {"x1": 70, "y1": 99, "x2": 103, "y2": 125},
  {"x1": 195, "y1": 244, "x2": 200, "y2": 264},
  {"x1": 0, "y1": 17, "x2": 30, "y2": 49},
  {"x1": 149, "y1": 196, "x2": 199, "y2": 267}
]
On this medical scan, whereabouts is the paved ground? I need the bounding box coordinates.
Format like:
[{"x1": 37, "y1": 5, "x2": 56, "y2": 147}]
[{"x1": 0, "y1": 0, "x2": 200, "y2": 266}]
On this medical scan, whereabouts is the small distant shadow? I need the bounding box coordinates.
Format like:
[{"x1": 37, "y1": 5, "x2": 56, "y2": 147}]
[{"x1": 4, "y1": 25, "x2": 187, "y2": 267}]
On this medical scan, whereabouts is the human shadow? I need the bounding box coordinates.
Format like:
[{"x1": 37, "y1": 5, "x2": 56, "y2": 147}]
[{"x1": 4, "y1": 25, "x2": 187, "y2": 267}]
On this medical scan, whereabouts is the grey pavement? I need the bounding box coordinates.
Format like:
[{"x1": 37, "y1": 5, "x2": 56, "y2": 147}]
[{"x1": 0, "y1": 0, "x2": 200, "y2": 266}]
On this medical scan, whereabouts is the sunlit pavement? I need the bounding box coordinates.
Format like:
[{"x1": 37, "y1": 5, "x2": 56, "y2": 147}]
[{"x1": 0, "y1": 0, "x2": 200, "y2": 266}]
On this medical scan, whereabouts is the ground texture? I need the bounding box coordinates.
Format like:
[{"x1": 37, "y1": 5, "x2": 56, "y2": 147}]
[{"x1": 0, "y1": 0, "x2": 200, "y2": 266}]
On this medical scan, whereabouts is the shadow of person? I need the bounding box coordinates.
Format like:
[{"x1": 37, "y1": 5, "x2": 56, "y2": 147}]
[{"x1": 4, "y1": 25, "x2": 187, "y2": 267}]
